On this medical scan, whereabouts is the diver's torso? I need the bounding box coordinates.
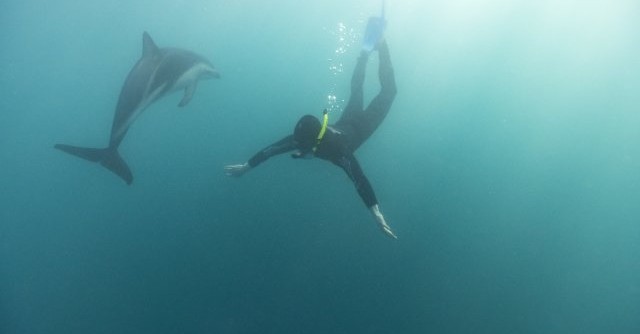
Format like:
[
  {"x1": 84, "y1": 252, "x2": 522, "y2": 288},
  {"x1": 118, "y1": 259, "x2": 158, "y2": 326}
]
[{"x1": 313, "y1": 125, "x2": 353, "y2": 162}]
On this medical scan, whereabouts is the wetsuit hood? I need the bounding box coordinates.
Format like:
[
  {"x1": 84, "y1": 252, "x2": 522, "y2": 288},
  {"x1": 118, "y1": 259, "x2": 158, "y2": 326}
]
[{"x1": 293, "y1": 115, "x2": 321, "y2": 150}]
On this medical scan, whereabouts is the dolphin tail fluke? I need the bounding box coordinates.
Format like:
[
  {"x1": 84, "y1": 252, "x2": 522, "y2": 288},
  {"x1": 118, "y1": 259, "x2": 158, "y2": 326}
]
[
  {"x1": 100, "y1": 148, "x2": 133, "y2": 185},
  {"x1": 54, "y1": 144, "x2": 133, "y2": 185}
]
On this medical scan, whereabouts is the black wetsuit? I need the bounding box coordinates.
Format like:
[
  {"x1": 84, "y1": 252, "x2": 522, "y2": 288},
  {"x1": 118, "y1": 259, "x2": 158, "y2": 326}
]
[{"x1": 247, "y1": 43, "x2": 396, "y2": 208}]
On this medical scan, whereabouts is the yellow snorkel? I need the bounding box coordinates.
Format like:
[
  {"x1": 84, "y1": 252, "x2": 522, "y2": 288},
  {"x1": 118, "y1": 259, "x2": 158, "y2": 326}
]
[{"x1": 313, "y1": 109, "x2": 329, "y2": 152}]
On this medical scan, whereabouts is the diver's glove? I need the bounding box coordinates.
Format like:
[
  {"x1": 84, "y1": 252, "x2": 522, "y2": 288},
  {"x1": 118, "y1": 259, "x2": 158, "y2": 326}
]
[
  {"x1": 370, "y1": 204, "x2": 398, "y2": 239},
  {"x1": 224, "y1": 162, "x2": 251, "y2": 177}
]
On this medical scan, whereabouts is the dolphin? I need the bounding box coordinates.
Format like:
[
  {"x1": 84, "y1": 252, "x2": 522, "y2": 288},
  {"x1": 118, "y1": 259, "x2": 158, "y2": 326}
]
[{"x1": 55, "y1": 31, "x2": 220, "y2": 184}]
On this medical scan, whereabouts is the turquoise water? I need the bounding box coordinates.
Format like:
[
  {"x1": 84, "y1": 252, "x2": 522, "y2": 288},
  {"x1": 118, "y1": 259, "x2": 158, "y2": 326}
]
[{"x1": 2, "y1": 1, "x2": 640, "y2": 333}]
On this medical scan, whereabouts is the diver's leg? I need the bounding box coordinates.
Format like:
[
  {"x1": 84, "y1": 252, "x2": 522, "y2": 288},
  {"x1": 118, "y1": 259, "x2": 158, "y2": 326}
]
[
  {"x1": 351, "y1": 41, "x2": 396, "y2": 150},
  {"x1": 338, "y1": 52, "x2": 368, "y2": 122},
  {"x1": 376, "y1": 41, "x2": 396, "y2": 99}
]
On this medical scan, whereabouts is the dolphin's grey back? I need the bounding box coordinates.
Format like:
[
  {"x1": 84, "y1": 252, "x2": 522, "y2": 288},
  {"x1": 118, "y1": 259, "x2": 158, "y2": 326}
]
[
  {"x1": 109, "y1": 33, "x2": 162, "y2": 147},
  {"x1": 110, "y1": 57, "x2": 158, "y2": 144}
]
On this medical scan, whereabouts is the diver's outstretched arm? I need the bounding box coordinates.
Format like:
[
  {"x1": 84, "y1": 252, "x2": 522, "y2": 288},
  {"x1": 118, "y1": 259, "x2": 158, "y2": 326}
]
[
  {"x1": 335, "y1": 154, "x2": 398, "y2": 239},
  {"x1": 225, "y1": 135, "x2": 297, "y2": 177}
]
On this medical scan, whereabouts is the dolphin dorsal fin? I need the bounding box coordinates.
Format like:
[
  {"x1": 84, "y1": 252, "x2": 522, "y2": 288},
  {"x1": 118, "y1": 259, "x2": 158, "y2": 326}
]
[{"x1": 142, "y1": 31, "x2": 160, "y2": 57}]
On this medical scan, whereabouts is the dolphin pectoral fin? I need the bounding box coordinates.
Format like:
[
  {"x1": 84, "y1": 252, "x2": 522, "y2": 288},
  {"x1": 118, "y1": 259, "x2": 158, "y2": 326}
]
[
  {"x1": 178, "y1": 81, "x2": 198, "y2": 107},
  {"x1": 54, "y1": 144, "x2": 133, "y2": 185}
]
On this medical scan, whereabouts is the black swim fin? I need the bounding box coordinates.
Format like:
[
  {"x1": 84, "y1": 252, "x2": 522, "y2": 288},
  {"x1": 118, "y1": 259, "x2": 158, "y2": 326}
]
[{"x1": 54, "y1": 144, "x2": 133, "y2": 185}]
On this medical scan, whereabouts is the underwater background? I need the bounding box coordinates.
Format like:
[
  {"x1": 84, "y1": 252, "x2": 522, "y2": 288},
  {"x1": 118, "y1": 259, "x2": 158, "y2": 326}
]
[{"x1": 1, "y1": 0, "x2": 640, "y2": 333}]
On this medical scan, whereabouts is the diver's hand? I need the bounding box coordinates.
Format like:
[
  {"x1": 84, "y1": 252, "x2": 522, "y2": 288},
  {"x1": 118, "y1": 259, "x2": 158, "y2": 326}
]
[
  {"x1": 370, "y1": 204, "x2": 398, "y2": 239},
  {"x1": 224, "y1": 162, "x2": 251, "y2": 177}
]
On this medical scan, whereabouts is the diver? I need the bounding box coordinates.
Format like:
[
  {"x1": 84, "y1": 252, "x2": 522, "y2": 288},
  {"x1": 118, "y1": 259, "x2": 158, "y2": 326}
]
[{"x1": 225, "y1": 21, "x2": 397, "y2": 239}]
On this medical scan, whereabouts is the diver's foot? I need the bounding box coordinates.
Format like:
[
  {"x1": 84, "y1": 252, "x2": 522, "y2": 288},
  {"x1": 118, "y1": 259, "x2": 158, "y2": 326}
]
[{"x1": 362, "y1": 15, "x2": 386, "y2": 53}]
